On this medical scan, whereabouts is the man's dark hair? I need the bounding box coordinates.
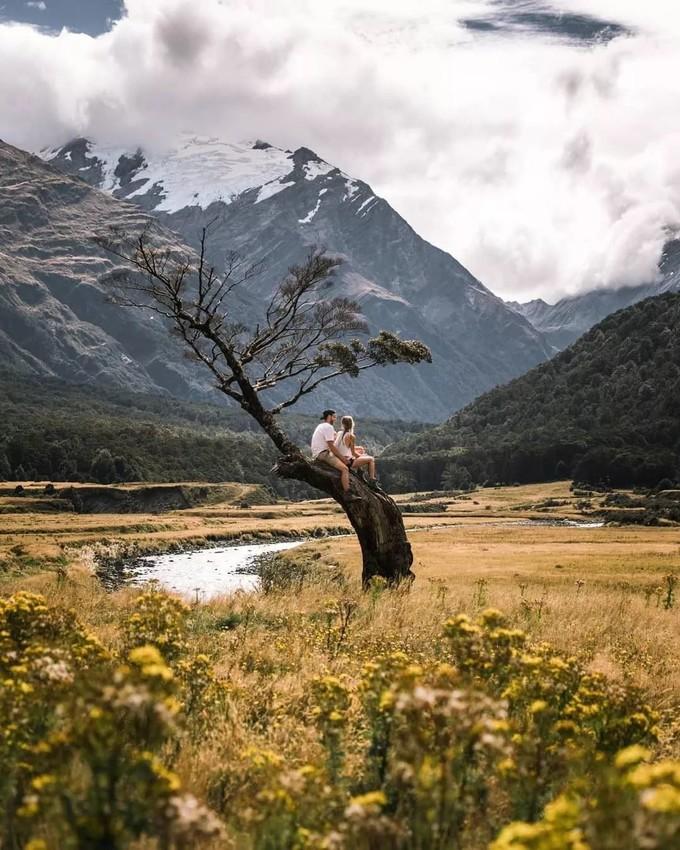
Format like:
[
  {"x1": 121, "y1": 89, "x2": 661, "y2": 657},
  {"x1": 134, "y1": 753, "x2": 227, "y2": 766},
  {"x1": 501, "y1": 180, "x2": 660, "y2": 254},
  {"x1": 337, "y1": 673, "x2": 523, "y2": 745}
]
[{"x1": 321, "y1": 409, "x2": 336, "y2": 420}]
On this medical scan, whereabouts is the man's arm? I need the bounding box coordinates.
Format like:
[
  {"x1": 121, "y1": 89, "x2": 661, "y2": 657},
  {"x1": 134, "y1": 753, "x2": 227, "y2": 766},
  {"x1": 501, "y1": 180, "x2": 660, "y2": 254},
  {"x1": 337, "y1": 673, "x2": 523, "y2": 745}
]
[{"x1": 327, "y1": 439, "x2": 350, "y2": 463}]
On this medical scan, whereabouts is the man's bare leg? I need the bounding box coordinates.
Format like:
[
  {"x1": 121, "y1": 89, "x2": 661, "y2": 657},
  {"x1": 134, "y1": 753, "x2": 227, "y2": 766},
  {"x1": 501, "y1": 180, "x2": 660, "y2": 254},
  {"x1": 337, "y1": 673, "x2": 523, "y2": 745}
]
[{"x1": 319, "y1": 452, "x2": 351, "y2": 491}]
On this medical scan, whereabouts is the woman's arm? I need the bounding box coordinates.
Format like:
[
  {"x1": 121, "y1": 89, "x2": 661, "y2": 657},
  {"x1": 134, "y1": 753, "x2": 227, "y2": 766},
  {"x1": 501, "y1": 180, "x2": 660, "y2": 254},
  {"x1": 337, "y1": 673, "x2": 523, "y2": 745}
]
[{"x1": 346, "y1": 433, "x2": 360, "y2": 459}]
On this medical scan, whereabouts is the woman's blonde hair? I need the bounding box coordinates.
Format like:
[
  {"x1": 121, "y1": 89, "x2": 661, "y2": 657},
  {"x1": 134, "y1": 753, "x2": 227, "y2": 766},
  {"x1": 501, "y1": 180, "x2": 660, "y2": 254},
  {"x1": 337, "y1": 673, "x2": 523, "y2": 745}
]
[{"x1": 340, "y1": 415, "x2": 354, "y2": 434}]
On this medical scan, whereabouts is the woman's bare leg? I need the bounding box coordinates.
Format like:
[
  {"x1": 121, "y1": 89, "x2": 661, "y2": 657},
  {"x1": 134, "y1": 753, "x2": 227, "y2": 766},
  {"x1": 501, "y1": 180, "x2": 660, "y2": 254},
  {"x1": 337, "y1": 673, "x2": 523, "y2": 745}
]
[{"x1": 353, "y1": 455, "x2": 376, "y2": 479}]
